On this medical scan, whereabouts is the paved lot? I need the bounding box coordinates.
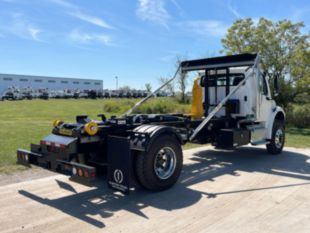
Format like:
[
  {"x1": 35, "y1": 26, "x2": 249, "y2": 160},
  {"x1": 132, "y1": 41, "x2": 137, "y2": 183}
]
[{"x1": 0, "y1": 146, "x2": 310, "y2": 233}]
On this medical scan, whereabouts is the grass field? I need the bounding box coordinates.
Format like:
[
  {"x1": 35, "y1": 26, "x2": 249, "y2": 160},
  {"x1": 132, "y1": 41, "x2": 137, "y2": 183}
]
[{"x1": 0, "y1": 99, "x2": 309, "y2": 173}]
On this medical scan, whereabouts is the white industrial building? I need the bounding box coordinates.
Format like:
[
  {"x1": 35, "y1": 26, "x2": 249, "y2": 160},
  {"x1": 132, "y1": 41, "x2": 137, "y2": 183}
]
[{"x1": 0, "y1": 73, "x2": 103, "y2": 95}]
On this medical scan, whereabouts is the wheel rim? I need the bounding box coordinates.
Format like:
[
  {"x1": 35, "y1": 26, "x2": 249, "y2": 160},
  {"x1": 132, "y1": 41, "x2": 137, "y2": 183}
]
[
  {"x1": 274, "y1": 128, "x2": 284, "y2": 149},
  {"x1": 153, "y1": 147, "x2": 177, "y2": 180}
]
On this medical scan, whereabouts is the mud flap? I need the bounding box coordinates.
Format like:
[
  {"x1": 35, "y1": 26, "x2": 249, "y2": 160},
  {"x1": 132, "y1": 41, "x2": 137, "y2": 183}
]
[{"x1": 107, "y1": 136, "x2": 132, "y2": 193}]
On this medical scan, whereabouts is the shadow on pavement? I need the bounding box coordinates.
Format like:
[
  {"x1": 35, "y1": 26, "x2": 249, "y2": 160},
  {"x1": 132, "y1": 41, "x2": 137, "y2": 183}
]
[{"x1": 19, "y1": 147, "x2": 310, "y2": 228}]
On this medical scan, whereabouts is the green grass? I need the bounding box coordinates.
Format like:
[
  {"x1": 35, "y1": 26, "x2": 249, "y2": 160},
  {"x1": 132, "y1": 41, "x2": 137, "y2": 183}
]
[
  {"x1": 285, "y1": 127, "x2": 310, "y2": 148},
  {"x1": 0, "y1": 98, "x2": 309, "y2": 173}
]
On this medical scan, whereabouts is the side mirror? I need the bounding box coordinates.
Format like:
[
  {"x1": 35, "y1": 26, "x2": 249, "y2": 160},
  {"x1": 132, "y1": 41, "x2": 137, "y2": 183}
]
[{"x1": 273, "y1": 75, "x2": 279, "y2": 97}]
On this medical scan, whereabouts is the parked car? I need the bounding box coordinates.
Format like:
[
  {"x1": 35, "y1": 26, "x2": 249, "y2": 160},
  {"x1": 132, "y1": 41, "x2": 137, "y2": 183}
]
[
  {"x1": 87, "y1": 90, "x2": 97, "y2": 99},
  {"x1": 1, "y1": 88, "x2": 23, "y2": 100},
  {"x1": 110, "y1": 90, "x2": 119, "y2": 98},
  {"x1": 38, "y1": 89, "x2": 49, "y2": 100},
  {"x1": 103, "y1": 90, "x2": 111, "y2": 98}
]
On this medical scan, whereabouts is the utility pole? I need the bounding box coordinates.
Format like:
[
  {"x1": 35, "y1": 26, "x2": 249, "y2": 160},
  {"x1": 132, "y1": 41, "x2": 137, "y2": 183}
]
[{"x1": 115, "y1": 76, "x2": 118, "y2": 90}]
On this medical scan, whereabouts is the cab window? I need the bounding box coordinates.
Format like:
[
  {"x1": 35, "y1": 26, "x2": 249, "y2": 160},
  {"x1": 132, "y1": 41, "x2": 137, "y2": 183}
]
[
  {"x1": 259, "y1": 75, "x2": 268, "y2": 96},
  {"x1": 201, "y1": 73, "x2": 245, "y2": 87}
]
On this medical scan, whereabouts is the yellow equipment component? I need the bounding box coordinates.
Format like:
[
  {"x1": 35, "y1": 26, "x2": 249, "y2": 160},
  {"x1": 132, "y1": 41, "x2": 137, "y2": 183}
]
[
  {"x1": 84, "y1": 121, "x2": 99, "y2": 136},
  {"x1": 190, "y1": 77, "x2": 204, "y2": 119},
  {"x1": 53, "y1": 120, "x2": 63, "y2": 128}
]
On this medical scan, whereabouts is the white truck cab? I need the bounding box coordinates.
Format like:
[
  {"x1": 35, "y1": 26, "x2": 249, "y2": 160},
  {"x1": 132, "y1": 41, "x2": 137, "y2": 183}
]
[{"x1": 188, "y1": 54, "x2": 286, "y2": 154}]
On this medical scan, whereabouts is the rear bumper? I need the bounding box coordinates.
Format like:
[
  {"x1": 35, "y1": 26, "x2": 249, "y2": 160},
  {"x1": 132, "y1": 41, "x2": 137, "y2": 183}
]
[
  {"x1": 17, "y1": 148, "x2": 96, "y2": 182},
  {"x1": 16, "y1": 135, "x2": 134, "y2": 193}
]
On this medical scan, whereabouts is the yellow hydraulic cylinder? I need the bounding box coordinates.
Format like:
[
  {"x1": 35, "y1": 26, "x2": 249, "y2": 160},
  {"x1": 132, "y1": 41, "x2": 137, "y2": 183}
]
[{"x1": 190, "y1": 77, "x2": 203, "y2": 119}]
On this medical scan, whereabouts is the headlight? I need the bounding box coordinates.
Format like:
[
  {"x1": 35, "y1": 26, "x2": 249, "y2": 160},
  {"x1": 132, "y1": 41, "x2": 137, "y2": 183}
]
[
  {"x1": 84, "y1": 121, "x2": 99, "y2": 136},
  {"x1": 53, "y1": 120, "x2": 63, "y2": 127}
]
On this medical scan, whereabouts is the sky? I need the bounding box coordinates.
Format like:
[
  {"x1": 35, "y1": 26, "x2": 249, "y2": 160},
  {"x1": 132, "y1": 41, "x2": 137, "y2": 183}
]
[{"x1": 0, "y1": 0, "x2": 309, "y2": 90}]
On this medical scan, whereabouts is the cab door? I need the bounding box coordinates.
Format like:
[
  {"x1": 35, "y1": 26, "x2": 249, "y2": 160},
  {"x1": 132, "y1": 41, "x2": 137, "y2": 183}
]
[{"x1": 257, "y1": 73, "x2": 274, "y2": 122}]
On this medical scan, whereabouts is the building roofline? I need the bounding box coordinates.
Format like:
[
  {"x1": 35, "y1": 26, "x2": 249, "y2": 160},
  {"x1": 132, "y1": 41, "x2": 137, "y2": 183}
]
[{"x1": 0, "y1": 73, "x2": 103, "y2": 82}]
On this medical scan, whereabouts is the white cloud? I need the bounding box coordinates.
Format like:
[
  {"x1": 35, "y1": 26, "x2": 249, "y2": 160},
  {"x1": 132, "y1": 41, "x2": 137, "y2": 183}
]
[
  {"x1": 170, "y1": 0, "x2": 185, "y2": 17},
  {"x1": 47, "y1": 0, "x2": 77, "y2": 10},
  {"x1": 48, "y1": 0, "x2": 114, "y2": 30},
  {"x1": 0, "y1": 13, "x2": 42, "y2": 41},
  {"x1": 68, "y1": 11, "x2": 114, "y2": 29},
  {"x1": 27, "y1": 26, "x2": 41, "y2": 41},
  {"x1": 68, "y1": 29, "x2": 112, "y2": 46},
  {"x1": 227, "y1": 1, "x2": 242, "y2": 18},
  {"x1": 181, "y1": 20, "x2": 228, "y2": 37},
  {"x1": 136, "y1": 0, "x2": 170, "y2": 26}
]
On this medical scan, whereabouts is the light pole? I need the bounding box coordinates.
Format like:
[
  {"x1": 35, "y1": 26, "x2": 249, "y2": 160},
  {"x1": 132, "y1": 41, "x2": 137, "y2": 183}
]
[{"x1": 115, "y1": 76, "x2": 118, "y2": 90}]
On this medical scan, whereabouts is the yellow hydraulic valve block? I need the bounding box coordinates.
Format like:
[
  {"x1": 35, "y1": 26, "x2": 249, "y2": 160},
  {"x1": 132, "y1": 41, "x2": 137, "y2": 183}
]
[{"x1": 190, "y1": 77, "x2": 203, "y2": 119}]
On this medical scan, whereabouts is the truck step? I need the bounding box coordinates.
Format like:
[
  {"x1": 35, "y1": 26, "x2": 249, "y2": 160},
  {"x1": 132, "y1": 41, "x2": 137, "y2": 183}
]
[{"x1": 251, "y1": 139, "x2": 268, "y2": 145}]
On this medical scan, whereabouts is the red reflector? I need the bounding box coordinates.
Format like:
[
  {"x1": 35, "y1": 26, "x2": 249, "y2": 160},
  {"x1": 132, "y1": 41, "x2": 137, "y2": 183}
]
[
  {"x1": 78, "y1": 168, "x2": 83, "y2": 177},
  {"x1": 90, "y1": 171, "x2": 96, "y2": 178},
  {"x1": 84, "y1": 170, "x2": 89, "y2": 178}
]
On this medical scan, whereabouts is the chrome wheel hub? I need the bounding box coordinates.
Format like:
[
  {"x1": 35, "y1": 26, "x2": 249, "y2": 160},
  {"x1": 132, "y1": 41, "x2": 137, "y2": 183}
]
[
  {"x1": 154, "y1": 147, "x2": 176, "y2": 180},
  {"x1": 274, "y1": 128, "x2": 284, "y2": 149}
]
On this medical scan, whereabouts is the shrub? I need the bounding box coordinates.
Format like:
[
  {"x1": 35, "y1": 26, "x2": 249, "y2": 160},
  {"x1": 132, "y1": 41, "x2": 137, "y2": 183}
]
[
  {"x1": 102, "y1": 99, "x2": 135, "y2": 113},
  {"x1": 134, "y1": 97, "x2": 191, "y2": 114},
  {"x1": 101, "y1": 98, "x2": 191, "y2": 115},
  {"x1": 286, "y1": 104, "x2": 310, "y2": 128}
]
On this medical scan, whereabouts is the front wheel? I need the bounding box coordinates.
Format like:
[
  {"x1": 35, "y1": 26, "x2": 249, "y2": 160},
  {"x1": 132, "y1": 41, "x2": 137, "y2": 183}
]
[
  {"x1": 135, "y1": 135, "x2": 183, "y2": 191},
  {"x1": 266, "y1": 120, "x2": 285, "y2": 154}
]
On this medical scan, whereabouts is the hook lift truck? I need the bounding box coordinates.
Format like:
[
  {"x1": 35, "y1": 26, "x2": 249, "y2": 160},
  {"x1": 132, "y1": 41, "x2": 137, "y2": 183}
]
[{"x1": 17, "y1": 53, "x2": 285, "y2": 193}]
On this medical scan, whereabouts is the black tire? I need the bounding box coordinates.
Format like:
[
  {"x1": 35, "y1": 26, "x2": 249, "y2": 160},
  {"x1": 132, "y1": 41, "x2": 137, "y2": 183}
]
[
  {"x1": 135, "y1": 135, "x2": 183, "y2": 191},
  {"x1": 266, "y1": 120, "x2": 285, "y2": 154}
]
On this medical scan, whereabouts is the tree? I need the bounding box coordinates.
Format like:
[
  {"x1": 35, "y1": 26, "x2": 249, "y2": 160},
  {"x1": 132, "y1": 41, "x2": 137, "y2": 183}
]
[
  {"x1": 145, "y1": 83, "x2": 152, "y2": 93},
  {"x1": 221, "y1": 18, "x2": 310, "y2": 107},
  {"x1": 158, "y1": 77, "x2": 175, "y2": 96}
]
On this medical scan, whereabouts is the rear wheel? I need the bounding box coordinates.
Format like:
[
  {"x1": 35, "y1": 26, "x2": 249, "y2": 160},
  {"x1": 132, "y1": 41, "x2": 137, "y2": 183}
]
[
  {"x1": 135, "y1": 135, "x2": 183, "y2": 191},
  {"x1": 266, "y1": 120, "x2": 285, "y2": 154}
]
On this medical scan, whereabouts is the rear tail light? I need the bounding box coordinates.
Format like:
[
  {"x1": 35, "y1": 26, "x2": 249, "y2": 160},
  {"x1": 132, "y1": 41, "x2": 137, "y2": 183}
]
[
  {"x1": 78, "y1": 168, "x2": 83, "y2": 177},
  {"x1": 17, "y1": 151, "x2": 29, "y2": 163},
  {"x1": 71, "y1": 166, "x2": 96, "y2": 179},
  {"x1": 40, "y1": 140, "x2": 66, "y2": 149}
]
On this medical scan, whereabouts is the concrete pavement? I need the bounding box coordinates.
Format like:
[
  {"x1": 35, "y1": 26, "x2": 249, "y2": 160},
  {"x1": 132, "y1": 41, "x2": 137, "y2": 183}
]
[{"x1": 0, "y1": 146, "x2": 310, "y2": 233}]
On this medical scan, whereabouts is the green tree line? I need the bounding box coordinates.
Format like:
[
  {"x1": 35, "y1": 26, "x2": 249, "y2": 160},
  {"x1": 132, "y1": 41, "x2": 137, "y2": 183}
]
[
  {"x1": 221, "y1": 18, "x2": 309, "y2": 108},
  {"x1": 221, "y1": 17, "x2": 310, "y2": 127}
]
